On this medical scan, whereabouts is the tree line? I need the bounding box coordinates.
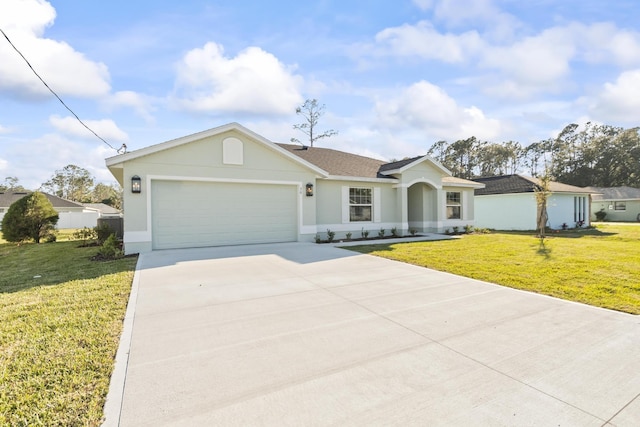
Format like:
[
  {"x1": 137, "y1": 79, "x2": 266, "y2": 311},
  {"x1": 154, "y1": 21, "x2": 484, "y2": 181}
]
[
  {"x1": 1, "y1": 164, "x2": 122, "y2": 209},
  {"x1": 427, "y1": 122, "x2": 640, "y2": 188}
]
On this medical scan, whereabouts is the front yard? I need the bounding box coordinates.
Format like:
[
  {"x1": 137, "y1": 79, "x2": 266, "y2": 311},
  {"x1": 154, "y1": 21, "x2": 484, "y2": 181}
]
[
  {"x1": 348, "y1": 224, "x2": 640, "y2": 314},
  {"x1": 0, "y1": 236, "x2": 137, "y2": 426}
]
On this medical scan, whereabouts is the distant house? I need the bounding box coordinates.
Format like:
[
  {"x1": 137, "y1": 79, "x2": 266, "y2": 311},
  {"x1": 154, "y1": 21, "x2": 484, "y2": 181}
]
[
  {"x1": 472, "y1": 175, "x2": 594, "y2": 230},
  {"x1": 0, "y1": 192, "x2": 100, "y2": 229},
  {"x1": 584, "y1": 186, "x2": 640, "y2": 222},
  {"x1": 82, "y1": 203, "x2": 123, "y2": 218}
]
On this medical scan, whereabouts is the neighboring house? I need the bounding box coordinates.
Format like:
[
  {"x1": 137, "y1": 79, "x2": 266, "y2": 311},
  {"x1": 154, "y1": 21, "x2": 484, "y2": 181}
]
[
  {"x1": 82, "y1": 203, "x2": 123, "y2": 218},
  {"x1": 105, "y1": 122, "x2": 484, "y2": 254},
  {"x1": 472, "y1": 174, "x2": 593, "y2": 230},
  {"x1": 584, "y1": 186, "x2": 640, "y2": 222},
  {"x1": 0, "y1": 192, "x2": 99, "y2": 229}
]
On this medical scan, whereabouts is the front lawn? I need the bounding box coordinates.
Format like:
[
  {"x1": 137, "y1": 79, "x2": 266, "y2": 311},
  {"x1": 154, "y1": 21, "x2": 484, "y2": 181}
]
[
  {"x1": 347, "y1": 224, "x2": 640, "y2": 314},
  {"x1": 0, "y1": 239, "x2": 137, "y2": 426}
]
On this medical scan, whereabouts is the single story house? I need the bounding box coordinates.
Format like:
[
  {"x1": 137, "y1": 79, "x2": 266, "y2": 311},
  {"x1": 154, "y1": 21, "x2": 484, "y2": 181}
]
[
  {"x1": 584, "y1": 186, "x2": 640, "y2": 222},
  {"x1": 82, "y1": 203, "x2": 123, "y2": 218},
  {"x1": 0, "y1": 191, "x2": 99, "y2": 229},
  {"x1": 472, "y1": 174, "x2": 593, "y2": 230},
  {"x1": 105, "y1": 122, "x2": 484, "y2": 254}
]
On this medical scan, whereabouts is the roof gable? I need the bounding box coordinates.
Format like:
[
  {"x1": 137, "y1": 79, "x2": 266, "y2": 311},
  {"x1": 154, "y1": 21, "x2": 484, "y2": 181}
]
[
  {"x1": 105, "y1": 122, "x2": 328, "y2": 179},
  {"x1": 379, "y1": 155, "x2": 451, "y2": 176}
]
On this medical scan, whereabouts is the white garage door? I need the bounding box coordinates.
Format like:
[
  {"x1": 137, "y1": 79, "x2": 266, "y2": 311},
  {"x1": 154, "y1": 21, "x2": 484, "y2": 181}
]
[{"x1": 151, "y1": 180, "x2": 298, "y2": 250}]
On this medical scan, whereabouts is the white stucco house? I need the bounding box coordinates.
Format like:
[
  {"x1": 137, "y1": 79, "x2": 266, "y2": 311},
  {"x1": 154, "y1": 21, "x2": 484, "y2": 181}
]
[
  {"x1": 584, "y1": 186, "x2": 640, "y2": 222},
  {"x1": 473, "y1": 175, "x2": 594, "y2": 230},
  {"x1": 105, "y1": 123, "x2": 484, "y2": 254},
  {"x1": 0, "y1": 191, "x2": 100, "y2": 230}
]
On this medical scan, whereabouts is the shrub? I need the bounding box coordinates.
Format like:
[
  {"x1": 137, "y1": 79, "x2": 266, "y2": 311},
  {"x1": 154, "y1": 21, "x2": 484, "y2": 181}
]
[
  {"x1": 595, "y1": 210, "x2": 607, "y2": 221},
  {"x1": 464, "y1": 225, "x2": 473, "y2": 234},
  {"x1": 452, "y1": 226, "x2": 459, "y2": 234},
  {"x1": 44, "y1": 232, "x2": 57, "y2": 243},
  {"x1": 94, "y1": 223, "x2": 114, "y2": 244},
  {"x1": 410, "y1": 228, "x2": 417, "y2": 236},
  {"x1": 73, "y1": 227, "x2": 97, "y2": 246},
  {"x1": 315, "y1": 234, "x2": 322, "y2": 243},
  {"x1": 378, "y1": 228, "x2": 385, "y2": 238},
  {"x1": 391, "y1": 227, "x2": 398, "y2": 237},
  {"x1": 97, "y1": 234, "x2": 123, "y2": 259},
  {"x1": 1, "y1": 192, "x2": 59, "y2": 243},
  {"x1": 345, "y1": 232, "x2": 352, "y2": 240},
  {"x1": 326, "y1": 229, "x2": 335, "y2": 243},
  {"x1": 361, "y1": 228, "x2": 370, "y2": 239}
]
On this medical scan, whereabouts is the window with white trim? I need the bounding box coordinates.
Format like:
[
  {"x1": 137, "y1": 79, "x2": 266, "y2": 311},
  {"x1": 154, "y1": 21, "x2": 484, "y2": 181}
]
[
  {"x1": 349, "y1": 187, "x2": 372, "y2": 221},
  {"x1": 614, "y1": 201, "x2": 626, "y2": 211},
  {"x1": 446, "y1": 192, "x2": 461, "y2": 219}
]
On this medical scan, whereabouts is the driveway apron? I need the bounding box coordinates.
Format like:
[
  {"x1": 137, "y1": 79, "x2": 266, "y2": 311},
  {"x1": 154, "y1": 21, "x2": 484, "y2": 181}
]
[{"x1": 103, "y1": 242, "x2": 640, "y2": 426}]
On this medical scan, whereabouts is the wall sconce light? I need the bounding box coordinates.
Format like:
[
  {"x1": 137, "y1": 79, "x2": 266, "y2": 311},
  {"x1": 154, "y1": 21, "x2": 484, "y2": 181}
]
[
  {"x1": 305, "y1": 183, "x2": 314, "y2": 197},
  {"x1": 131, "y1": 175, "x2": 142, "y2": 193}
]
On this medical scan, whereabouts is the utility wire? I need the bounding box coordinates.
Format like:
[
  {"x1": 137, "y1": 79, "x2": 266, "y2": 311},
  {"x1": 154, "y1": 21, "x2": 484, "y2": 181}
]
[{"x1": 0, "y1": 26, "x2": 118, "y2": 152}]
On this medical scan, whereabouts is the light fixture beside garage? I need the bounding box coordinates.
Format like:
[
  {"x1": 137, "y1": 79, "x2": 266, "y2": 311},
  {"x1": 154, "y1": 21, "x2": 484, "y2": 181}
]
[
  {"x1": 131, "y1": 175, "x2": 142, "y2": 193},
  {"x1": 306, "y1": 183, "x2": 314, "y2": 197}
]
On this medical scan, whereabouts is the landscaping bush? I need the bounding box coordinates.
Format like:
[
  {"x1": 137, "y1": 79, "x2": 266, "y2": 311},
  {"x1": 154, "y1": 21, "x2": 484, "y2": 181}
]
[
  {"x1": 96, "y1": 234, "x2": 123, "y2": 260},
  {"x1": 1, "y1": 191, "x2": 58, "y2": 243},
  {"x1": 94, "y1": 222, "x2": 114, "y2": 244},
  {"x1": 595, "y1": 210, "x2": 607, "y2": 221}
]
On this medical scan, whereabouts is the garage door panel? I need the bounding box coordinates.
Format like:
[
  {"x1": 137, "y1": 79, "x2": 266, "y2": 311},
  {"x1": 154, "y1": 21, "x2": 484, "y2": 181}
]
[{"x1": 152, "y1": 181, "x2": 297, "y2": 250}]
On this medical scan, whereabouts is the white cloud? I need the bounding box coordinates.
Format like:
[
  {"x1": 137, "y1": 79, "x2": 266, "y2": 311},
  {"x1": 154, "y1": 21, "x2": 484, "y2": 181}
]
[
  {"x1": 104, "y1": 91, "x2": 156, "y2": 123},
  {"x1": 375, "y1": 21, "x2": 483, "y2": 63},
  {"x1": 3, "y1": 133, "x2": 116, "y2": 189},
  {"x1": 173, "y1": 42, "x2": 303, "y2": 115},
  {"x1": 49, "y1": 115, "x2": 129, "y2": 143},
  {"x1": 0, "y1": 0, "x2": 110, "y2": 99},
  {"x1": 588, "y1": 70, "x2": 640, "y2": 123},
  {"x1": 375, "y1": 81, "x2": 501, "y2": 141}
]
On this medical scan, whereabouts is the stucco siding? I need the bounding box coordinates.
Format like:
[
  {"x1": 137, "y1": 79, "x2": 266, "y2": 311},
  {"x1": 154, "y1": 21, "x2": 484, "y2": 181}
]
[
  {"x1": 315, "y1": 179, "x2": 398, "y2": 238},
  {"x1": 475, "y1": 193, "x2": 537, "y2": 230},
  {"x1": 591, "y1": 199, "x2": 640, "y2": 222},
  {"x1": 547, "y1": 194, "x2": 590, "y2": 229},
  {"x1": 120, "y1": 130, "x2": 318, "y2": 252}
]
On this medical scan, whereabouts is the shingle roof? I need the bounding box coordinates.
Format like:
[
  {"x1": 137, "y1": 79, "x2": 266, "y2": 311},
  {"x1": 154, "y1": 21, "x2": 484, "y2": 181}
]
[
  {"x1": 584, "y1": 186, "x2": 640, "y2": 201},
  {"x1": 378, "y1": 156, "x2": 423, "y2": 173},
  {"x1": 0, "y1": 192, "x2": 84, "y2": 209},
  {"x1": 276, "y1": 143, "x2": 392, "y2": 179},
  {"x1": 473, "y1": 175, "x2": 594, "y2": 196}
]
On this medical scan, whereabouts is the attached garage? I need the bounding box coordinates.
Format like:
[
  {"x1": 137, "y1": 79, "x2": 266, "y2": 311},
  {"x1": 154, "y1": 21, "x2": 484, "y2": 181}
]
[{"x1": 151, "y1": 180, "x2": 298, "y2": 250}]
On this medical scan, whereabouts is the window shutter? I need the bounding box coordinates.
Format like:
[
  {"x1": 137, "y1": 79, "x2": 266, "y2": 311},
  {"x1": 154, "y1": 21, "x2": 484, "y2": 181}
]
[
  {"x1": 342, "y1": 186, "x2": 349, "y2": 223},
  {"x1": 373, "y1": 187, "x2": 381, "y2": 223}
]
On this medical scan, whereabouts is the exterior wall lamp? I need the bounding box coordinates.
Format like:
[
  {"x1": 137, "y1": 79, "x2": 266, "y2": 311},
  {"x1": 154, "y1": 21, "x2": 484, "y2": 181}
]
[
  {"x1": 131, "y1": 175, "x2": 142, "y2": 193},
  {"x1": 306, "y1": 183, "x2": 314, "y2": 197}
]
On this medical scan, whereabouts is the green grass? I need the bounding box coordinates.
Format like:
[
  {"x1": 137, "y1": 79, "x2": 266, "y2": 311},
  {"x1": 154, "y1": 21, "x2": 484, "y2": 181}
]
[
  {"x1": 347, "y1": 224, "x2": 640, "y2": 314},
  {"x1": 0, "y1": 237, "x2": 137, "y2": 426}
]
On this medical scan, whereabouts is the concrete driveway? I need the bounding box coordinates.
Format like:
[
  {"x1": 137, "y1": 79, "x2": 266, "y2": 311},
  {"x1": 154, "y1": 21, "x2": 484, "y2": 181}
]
[{"x1": 104, "y1": 242, "x2": 640, "y2": 426}]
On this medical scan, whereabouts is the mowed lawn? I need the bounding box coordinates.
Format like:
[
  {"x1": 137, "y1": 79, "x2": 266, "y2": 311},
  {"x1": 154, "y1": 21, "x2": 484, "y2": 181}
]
[
  {"x1": 348, "y1": 223, "x2": 640, "y2": 315},
  {"x1": 0, "y1": 234, "x2": 137, "y2": 426}
]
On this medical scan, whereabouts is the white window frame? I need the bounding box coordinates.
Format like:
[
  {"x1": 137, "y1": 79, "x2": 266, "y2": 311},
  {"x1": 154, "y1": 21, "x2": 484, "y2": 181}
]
[
  {"x1": 446, "y1": 191, "x2": 461, "y2": 219},
  {"x1": 349, "y1": 187, "x2": 372, "y2": 222},
  {"x1": 342, "y1": 186, "x2": 381, "y2": 223}
]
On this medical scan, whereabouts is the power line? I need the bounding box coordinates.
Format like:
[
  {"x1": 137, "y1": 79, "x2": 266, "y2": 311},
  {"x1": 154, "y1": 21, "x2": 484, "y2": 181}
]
[{"x1": 0, "y1": 26, "x2": 118, "y2": 152}]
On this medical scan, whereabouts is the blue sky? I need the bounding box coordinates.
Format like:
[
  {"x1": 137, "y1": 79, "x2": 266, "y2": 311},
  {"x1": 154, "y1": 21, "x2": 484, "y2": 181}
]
[{"x1": 2, "y1": 0, "x2": 640, "y2": 189}]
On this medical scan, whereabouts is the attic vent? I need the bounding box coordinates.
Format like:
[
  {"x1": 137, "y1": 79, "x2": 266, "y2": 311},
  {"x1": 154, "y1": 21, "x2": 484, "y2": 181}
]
[{"x1": 222, "y1": 137, "x2": 243, "y2": 165}]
